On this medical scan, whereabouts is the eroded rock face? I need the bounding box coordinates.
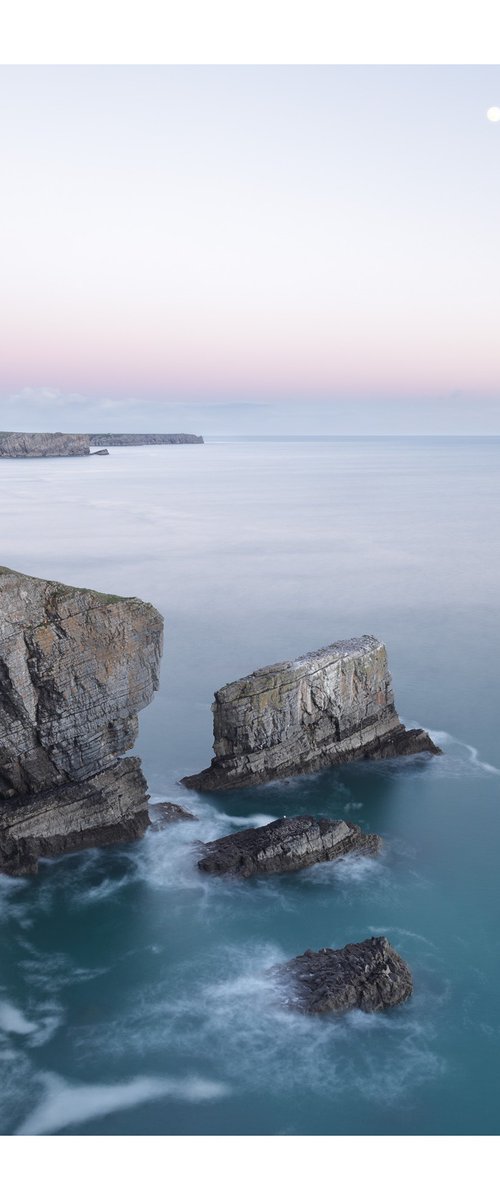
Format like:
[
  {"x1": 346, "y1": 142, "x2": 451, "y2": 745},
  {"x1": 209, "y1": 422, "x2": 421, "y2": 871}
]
[
  {"x1": 0, "y1": 566, "x2": 163, "y2": 873},
  {"x1": 276, "y1": 936, "x2": 413, "y2": 1014},
  {"x1": 0, "y1": 432, "x2": 90, "y2": 457},
  {"x1": 198, "y1": 815, "x2": 381, "y2": 877},
  {"x1": 88, "y1": 434, "x2": 203, "y2": 446},
  {"x1": 182, "y1": 636, "x2": 441, "y2": 791}
]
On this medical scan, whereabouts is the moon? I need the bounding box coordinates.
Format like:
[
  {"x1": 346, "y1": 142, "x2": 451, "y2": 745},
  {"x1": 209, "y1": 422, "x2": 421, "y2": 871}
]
[{"x1": 486, "y1": 106, "x2": 500, "y2": 122}]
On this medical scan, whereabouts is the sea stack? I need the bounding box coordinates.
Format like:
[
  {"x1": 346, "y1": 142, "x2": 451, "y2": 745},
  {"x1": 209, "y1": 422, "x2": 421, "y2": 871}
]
[
  {"x1": 275, "y1": 936, "x2": 413, "y2": 1014},
  {"x1": 0, "y1": 566, "x2": 163, "y2": 874},
  {"x1": 182, "y1": 635, "x2": 440, "y2": 791}
]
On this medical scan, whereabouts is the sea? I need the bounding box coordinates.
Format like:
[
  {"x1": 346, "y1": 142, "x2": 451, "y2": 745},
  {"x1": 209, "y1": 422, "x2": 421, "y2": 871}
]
[{"x1": 0, "y1": 434, "x2": 499, "y2": 1136}]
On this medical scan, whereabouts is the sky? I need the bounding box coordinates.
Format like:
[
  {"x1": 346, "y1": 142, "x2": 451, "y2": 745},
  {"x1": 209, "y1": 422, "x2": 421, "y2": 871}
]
[{"x1": 1, "y1": 64, "x2": 499, "y2": 434}]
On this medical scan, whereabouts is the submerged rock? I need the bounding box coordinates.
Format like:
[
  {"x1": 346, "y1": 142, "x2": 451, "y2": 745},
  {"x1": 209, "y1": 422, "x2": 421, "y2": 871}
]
[
  {"x1": 0, "y1": 432, "x2": 90, "y2": 457},
  {"x1": 0, "y1": 566, "x2": 163, "y2": 874},
  {"x1": 149, "y1": 801, "x2": 197, "y2": 829},
  {"x1": 276, "y1": 936, "x2": 413, "y2": 1014},
  {"x1": 182, "y1": 635, "x2": 441, "y2": 791},
  {"x1": 198, "y1": 815, "x2": 381, "y2": 877}
]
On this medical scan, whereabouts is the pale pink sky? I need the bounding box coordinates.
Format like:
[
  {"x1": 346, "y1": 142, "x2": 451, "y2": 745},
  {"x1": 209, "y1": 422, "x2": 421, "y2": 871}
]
[{"x1": 1, "y1": 66, "x2": 499, "y2": 430}]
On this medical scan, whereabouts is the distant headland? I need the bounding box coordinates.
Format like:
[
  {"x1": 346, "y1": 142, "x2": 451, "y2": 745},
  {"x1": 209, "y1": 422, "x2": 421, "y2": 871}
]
[{"x1": 0, "y1": 431, "x2": 204, "y2": 457}]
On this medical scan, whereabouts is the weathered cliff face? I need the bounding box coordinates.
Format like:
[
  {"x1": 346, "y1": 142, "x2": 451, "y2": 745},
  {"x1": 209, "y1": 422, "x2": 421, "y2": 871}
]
[
  {"x1": 182, "y1": 635, "x2": 441, "y2": 791},
  {"x1": 0, "y1": 432, "x2": 90, "y2": 457},
  {"x1": 0, "y1": 567, "x2": 163, "y2": 874},
  {"x1": 275, "y1": 936, "x2": 413, "y2": 1014},
  {"x1": 88, "y1": 433, "x2": 203, "y2": 446},
  {"x1": 197, "y1": 815, "x2": 381, "y2": 878}
]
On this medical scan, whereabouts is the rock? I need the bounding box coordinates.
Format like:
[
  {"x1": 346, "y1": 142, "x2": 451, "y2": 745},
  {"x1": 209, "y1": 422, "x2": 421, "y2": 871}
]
[
  {"x1": 91, "y1": 448, "x2": 110, "y2": 456},
  {"x1": 0, "y1": 432, "x2": 90, "y2": 457},
  {"x1": 88, "y1": 434, "x2": 203, "y2": 446},
  {"x1": 181, "y1": 635, "x2": 441, "y2": 791},
  {"x1": 275, "y1": 936, "x2": 413, "y2": 1014},
  {"x1": 198, "y1": 815, "x2": 381, "y2": 877},
  {"x1": 149, "y1": 800, "x2": 197, "y2": 829},
  {"x1": 0, "y1": 566, "x2": 163, "y2": 874}
]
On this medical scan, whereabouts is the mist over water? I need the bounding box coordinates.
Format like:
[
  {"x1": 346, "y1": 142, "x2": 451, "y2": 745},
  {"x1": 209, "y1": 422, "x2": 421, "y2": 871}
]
[{"x1": 0, "y1": 436, "x2": 499, "y2": 1135}]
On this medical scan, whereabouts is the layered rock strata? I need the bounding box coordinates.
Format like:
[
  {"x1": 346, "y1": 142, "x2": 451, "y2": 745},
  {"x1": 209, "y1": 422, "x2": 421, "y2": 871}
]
[
  {"x1": 88, "y1": 433, "x2": 203, "y2": 446},
  {"x1": 275, "y1": 936, "x2": 413, "y2": 1014},
  {"x1": 0, "y1": 432, "x2": 90, "y2": 457},
  {"x1": 182, "y1": 636, "x2": 441, "y2": 792},
  {"x1": 0, "y1": 566, "x2": 163, "y2": 874},
  {"x1": 198, "y1": 815, "x2": 381, "y2": 877}
]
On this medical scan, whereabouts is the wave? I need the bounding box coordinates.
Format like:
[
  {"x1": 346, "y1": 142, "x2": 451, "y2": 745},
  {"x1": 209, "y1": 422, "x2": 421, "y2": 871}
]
[{"x1": 16, "y1": 1071, "x2": 231, "y2": 1135}]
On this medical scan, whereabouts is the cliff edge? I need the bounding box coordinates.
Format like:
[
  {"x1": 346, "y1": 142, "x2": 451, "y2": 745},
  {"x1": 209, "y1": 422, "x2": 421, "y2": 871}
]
[
  {"x1": 0, "y1": 567, "x2": 163, "y2": 874},
  {"x1": 182, "y1": 635, "x2": 440, "y2": 791},
  {"x1": 0, "y1": 432, "x2": 90, "y2": 457},
  {"x1": 88, "y1": 433, "x2": 203, "y2": 446}
]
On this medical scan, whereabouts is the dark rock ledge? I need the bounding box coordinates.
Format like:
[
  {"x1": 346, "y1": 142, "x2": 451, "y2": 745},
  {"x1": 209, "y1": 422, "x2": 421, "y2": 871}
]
[
  {"x1": 274, "y1": 936, "x2": 413, "y2": 1014},
  {"x1": 198, "y1": 814, "x2": 381, "y2": 878}
]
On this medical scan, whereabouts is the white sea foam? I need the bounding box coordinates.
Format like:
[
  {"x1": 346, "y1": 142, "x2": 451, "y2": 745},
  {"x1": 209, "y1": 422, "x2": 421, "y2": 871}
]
[
  {"x1": 422, "y1": 728, "x2": 500, "y2": 777},
  {"x1": 0, "y1": 1000, "x2": 37, "y2": 1036},
  {"x1": 69, "y1": 938, "x2": 445, "y2": 1107},
  {"x1": 16, "y1": 1071, "x2": 231, "y2": 1135}
]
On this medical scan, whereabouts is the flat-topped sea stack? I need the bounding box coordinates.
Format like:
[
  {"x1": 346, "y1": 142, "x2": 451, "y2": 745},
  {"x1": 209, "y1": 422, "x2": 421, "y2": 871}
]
[
  {"x1": 198, "y1": 815, "x2": 381, "y2": 878},
  {"x1": 0, "y1": 432, "x2": 90, "y2": 457},
  {"x1": 0, "y1": 566, "x2": 163, "y2": 874},
  {"x1": 276, "y1": 936, "x2": 413, "y2": 1014},
  {"x1": 182, "y1": 635, "x2": 440, "y2": 792},
  {"x1": 88, "y1": 433, "x2": 203, "y2": 446}
]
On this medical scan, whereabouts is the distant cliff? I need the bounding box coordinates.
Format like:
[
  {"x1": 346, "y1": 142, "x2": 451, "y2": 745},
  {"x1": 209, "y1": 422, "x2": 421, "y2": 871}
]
[
  {"x1": 182, "y1": 635, "x2": 441, "y2": 791},
  {"x1": 88, "y1": 433, "x2": 204, "y2": 446},
  {"x1": 0, "y1": 432, "x2": 90, "y2": 457},
  {"x1": 0, "y1": 566, "x2": 163, "y2": 874}
]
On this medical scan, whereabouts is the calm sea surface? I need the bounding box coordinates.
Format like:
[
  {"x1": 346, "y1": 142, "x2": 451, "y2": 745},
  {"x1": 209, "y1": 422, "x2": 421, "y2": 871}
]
[{"x1": 0, "y1": 436, "x2": 499, "y2": 1135}]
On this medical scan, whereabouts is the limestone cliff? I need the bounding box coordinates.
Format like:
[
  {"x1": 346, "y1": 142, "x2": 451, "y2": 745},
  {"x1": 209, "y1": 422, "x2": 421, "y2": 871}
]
[
  {"x1": 0, "y1": 432, "x2": 90, "y2": 457},
  {"x1": 88, "y1": 433, "x2": 203, "y2": 446},
  {"x1": 0, "y1": 567, "x2": 163, "y2": 874},
  {"x1": 182, "y1": 635, "x2": 440, "y2": 791}
]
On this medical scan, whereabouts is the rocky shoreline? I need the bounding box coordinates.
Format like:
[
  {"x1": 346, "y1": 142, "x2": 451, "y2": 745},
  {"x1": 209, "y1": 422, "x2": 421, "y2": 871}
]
[
  {"x1": 0, "y1": 431, "x2": 203, "y2": 457},
  {"x1": 0, "y1": 564, "x2": 440, "y2": 1016}
]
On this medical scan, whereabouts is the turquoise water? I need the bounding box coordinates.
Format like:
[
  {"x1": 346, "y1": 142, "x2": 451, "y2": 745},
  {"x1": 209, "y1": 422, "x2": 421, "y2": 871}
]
[{"x1": 0, "y1": 435, "x2": 499, "y2": 1135}]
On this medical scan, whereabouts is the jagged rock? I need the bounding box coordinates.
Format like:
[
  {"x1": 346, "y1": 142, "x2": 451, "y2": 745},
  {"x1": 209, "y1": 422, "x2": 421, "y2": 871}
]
[
  {"x1": 149, "y1": 801, "x2": 197, "y2": 829},
  {"x1": 88, "y1": 433, "x2": 203, "y2": 446},
  {"x1": 198, "y1": 815, "x2": 381, "y2": 877},
  {"x1": 182, "y1": 636, "x2": 441, "y2": 791},
  {"x1": 0, "y1": 432, "x2": 90, "y2": 457},
  {"x1": 275, "y1": 936, "x2": 413, "y2": 1014},
  {"x1": 0, "y1": 566, "x2": 163, "y2": 874}
]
